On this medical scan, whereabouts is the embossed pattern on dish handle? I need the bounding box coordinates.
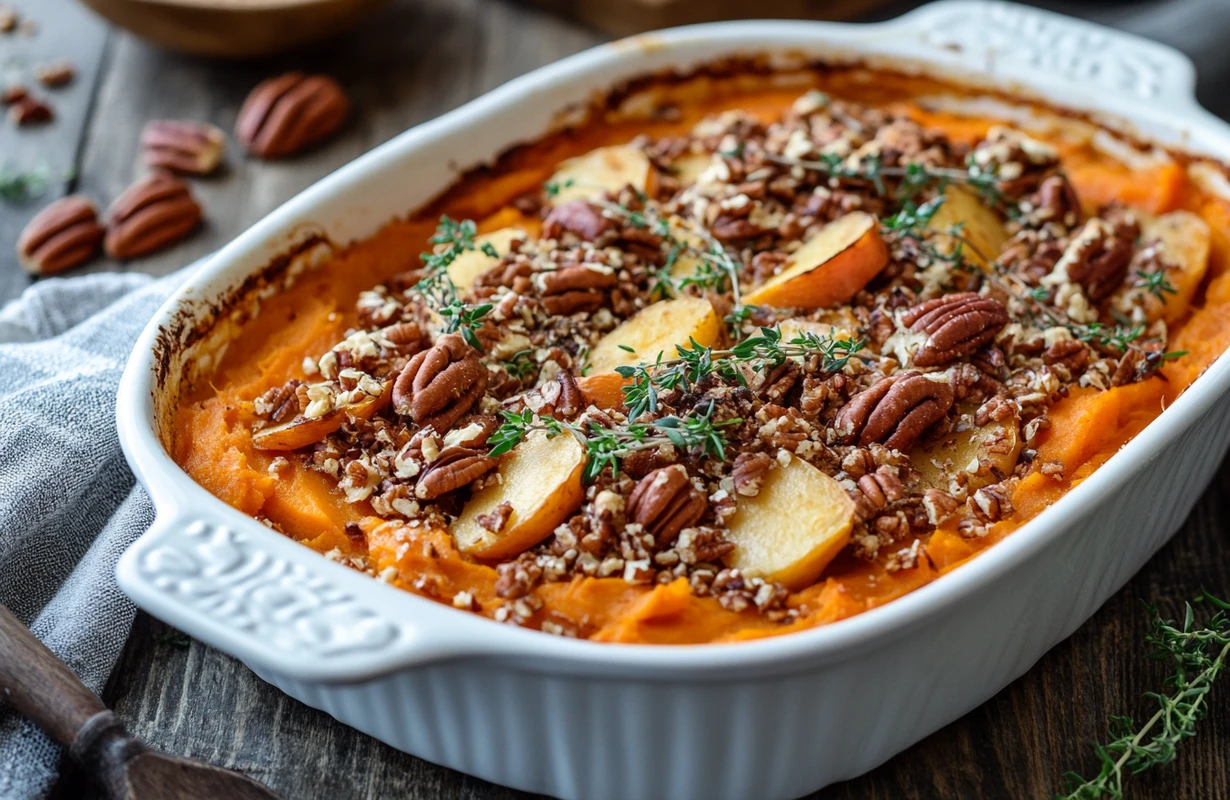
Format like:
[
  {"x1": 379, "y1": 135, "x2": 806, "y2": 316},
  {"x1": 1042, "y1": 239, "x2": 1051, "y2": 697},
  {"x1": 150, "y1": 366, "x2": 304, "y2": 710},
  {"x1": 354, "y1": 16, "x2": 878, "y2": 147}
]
[
  {"x1": 131, "y1": 516, "x2": 401, "y2": 659},
  {"x1": 898, "y1": 0, "x2": 1198, "y2": 110}
]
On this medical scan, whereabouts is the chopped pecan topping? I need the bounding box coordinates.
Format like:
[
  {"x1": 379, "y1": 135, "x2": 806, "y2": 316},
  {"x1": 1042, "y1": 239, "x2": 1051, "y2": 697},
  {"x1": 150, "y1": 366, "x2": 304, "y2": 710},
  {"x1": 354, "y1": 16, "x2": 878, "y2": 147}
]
[
  {"x1": 1034, "y1": 174, "x2": 1081, "y2": 227},
  {"x1": 970, "y1": 484, "x2": 1014, "y2": 524},
  {"x1": 837, "y1": 370, "x2": 955, "y2": 451},
  {"x1": 415, "y1": 446, "x2": 497, "y2": 500},
  {"x1": 922, "y1": 489, "x2": 960, "y2": 525},
  {"x1": 476, "y1": 501, "x2": 514, "y2": 533},
  {"x1": 1062, "y1": 217, "x2": 1137, "y2": 302},
  {"x1": 901, "y1": 293, "x2": 1010, "y2": 367},
  {"x1": 393, "y1": 333, "x2": 487, "y2": 431},
  {"x1": 626, "y1": 465, "x2": 707, "y2": 546},
  {"x1": 853, "y1": 466, "x2": 904, "y2": 521}
]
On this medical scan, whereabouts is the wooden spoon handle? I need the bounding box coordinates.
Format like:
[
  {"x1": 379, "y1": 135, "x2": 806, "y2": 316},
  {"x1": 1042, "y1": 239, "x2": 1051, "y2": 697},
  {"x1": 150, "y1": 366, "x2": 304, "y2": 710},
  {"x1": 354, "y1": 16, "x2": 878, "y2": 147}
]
[{"x1": 0, "y1": 603, "x2": 108, "y2": 747}]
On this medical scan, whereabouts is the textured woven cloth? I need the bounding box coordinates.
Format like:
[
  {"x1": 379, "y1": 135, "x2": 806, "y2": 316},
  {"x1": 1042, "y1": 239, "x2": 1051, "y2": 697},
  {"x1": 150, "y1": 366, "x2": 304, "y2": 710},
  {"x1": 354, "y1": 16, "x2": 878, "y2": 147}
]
[{"x1": 0, "y1": 271, "x2": 183, "y2": 800}]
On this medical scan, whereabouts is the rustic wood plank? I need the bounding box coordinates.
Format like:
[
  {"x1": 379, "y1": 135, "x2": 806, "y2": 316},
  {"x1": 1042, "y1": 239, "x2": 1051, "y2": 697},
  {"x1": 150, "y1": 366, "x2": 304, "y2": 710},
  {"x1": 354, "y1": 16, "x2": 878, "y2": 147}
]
[{"x1": 0, "y1": 0, "x2": 109, "y2": 302}]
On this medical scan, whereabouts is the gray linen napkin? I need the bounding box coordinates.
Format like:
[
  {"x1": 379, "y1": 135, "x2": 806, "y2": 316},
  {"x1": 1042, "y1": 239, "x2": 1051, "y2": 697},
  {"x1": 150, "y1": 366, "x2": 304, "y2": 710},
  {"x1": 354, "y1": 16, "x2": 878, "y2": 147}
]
[{"x1": 0, "y1": 270, "x2": 184, "y2": 800}]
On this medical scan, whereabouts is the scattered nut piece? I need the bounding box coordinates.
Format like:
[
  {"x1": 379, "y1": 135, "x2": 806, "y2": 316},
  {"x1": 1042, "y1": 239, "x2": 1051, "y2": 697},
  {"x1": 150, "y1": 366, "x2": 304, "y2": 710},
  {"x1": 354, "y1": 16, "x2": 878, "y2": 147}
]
[
  {"x1": 16, "y1": 195, "x2": 105, "y2": 275},
  {"x1": 1, "y1": 84, "x2": 28, "y2": 105},
  {"x1": 0, "y1": 7, "x2": 15, "y2": 33},
  {"x1": 8, "y1": 97, "x2": 52, "y2": 126},
  {"x1": 141, "y1": 120, "x2": 226, "y2": 176},
  {"x1": 34, "y1": 61, "x2": 75, "y2": 88},
  {"x1": 104, "y1": 172, "x2": 203, "y2": 260},
  {"x1": 234, "y1": 72, "x2": 349, "y2": 158}
]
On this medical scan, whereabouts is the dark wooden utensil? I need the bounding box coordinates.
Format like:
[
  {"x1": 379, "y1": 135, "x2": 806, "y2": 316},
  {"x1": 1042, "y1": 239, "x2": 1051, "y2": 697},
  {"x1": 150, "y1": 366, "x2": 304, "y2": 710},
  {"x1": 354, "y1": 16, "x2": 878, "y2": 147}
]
[{"x1": 0, "y1": 604, "x2": 280, "y2": 799}]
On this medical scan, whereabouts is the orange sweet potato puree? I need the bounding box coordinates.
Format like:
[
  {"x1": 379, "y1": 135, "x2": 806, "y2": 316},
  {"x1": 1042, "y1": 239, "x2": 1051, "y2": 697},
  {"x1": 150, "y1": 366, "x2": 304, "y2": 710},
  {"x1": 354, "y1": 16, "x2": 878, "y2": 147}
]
[{"x1": 173, "y1": 70, "x2": 1230, "y2": 644}]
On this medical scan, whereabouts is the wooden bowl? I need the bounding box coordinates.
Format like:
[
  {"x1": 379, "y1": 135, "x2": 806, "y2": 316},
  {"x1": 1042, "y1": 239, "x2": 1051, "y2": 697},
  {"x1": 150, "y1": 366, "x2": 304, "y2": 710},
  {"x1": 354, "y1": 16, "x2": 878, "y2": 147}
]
[{"x1": 77, "y1": 0, "x2": 390, "y2": 58}]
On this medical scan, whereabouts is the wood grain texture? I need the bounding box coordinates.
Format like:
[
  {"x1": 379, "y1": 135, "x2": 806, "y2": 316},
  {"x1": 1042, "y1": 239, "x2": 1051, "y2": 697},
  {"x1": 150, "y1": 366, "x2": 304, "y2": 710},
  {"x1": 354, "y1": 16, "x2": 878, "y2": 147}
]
[{"x1": 1, "y1": 0, "x2": 1226, "y2": 798}]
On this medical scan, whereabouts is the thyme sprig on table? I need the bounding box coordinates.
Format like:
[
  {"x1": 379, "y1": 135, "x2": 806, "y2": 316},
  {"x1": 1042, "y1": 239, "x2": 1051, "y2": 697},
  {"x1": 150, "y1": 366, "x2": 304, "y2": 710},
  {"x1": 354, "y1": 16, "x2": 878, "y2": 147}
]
[
  {"x1": 1059, "y1": 592, "x2": 1230, "y2": 800},
  {"x1": 0, "y1": 163, "x2": 58, "y2": 202},
  {"x1": 489, "y1": 402, "x2": 740, "y2": 481},
  {"x1": 413, "y1": 216, "x2": 498, "y2": 350},
  {"x1": 616, "y1": 326, "x2": 868, "y2": 420}
]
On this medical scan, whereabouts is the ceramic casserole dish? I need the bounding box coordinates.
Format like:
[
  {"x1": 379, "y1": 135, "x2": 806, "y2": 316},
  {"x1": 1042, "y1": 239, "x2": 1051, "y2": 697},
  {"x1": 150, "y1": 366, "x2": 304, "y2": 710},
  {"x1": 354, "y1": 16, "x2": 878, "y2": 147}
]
[{"x1": 115, "y1": 2, "x2": 1230, "y2": 798}]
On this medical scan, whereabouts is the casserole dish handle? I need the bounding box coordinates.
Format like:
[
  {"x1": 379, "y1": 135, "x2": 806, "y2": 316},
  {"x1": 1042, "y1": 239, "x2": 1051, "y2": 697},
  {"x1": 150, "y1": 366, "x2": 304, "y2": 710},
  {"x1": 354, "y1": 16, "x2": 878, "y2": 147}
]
[
  {"x1": 115, "y1": 510, "x2": 504, "y2": 683},
  {"x1": 891, "y1": 1, "x2": 1201, "y2": 115}
]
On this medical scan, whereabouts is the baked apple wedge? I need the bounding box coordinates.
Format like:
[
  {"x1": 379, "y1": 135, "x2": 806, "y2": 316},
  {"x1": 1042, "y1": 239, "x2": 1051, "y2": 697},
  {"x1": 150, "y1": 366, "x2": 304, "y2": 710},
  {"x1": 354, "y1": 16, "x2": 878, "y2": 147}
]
[
  {"x1": 252, "y1": 381, "x2": 391, "y2": 451},
  {"x1": 448, "y1": 227, "x2": 526, "y2": 290},
  {"x1": 548, "y1": 145, "x2": 653, "y2": 203},
  {"x1": 910, "y1": 410, "x2": 1021, "y2": 493},
  {"x1": 1140, "y1": 210, "x2": 1210, "y2": 323},
  {"x1": 578, "y1": 296, "x2": 721, "y2": 409},
  {"x1": 744, "y1": 211, "x2": 888, "y2": 309},
  {"x1": 723, "y1": 453, "x2": 856, "y2": 591},
  {"x1": 927, "y1": 185, "x2": 1007, "y2": 269},
  {"x1": 452, "y1": 429, "x2": 587, "y2": 559}
]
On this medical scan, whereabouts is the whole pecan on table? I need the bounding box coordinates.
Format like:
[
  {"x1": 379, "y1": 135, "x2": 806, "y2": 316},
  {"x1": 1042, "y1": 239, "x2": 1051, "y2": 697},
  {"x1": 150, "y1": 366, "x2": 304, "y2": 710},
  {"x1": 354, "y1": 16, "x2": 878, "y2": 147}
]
[
  {"x1": 8, "y1": 96, "x2": 52, "y2": 126},
  {"x1": 141, "y1": 120, "x2": 226, "y2": 176},
  {"x1": 542, "y1": 199, "x2": 613, "y2": 242},
  {"x1": 0, "y1": 84, "x2": 28, "y2": 105},
  {"x1": 33, "y1": 61, "x2": 75, "y2": 88},
  {"x1": 235, "y1": 72, "x2": 349, "y2": 159},
  {"x1": 837, "y1": 370, "x2": 955, "y2": 451},
  {"x1": 901, "y1": 292, "x2": 1010, "y2": 367},
  {"x1": 626, "y1": 464, "x2": 707, "y2": 546},
  {"x1": 392, "y1": 333, "x2": 488, "y2": 431},
  {"x1": 104, "y1": 172, "x2": 203, "y2": 260},
  {"x1": 16, "y1": 195, "x2": 105, "y2": 275},
  {"x1": 535, "y1": 264, "x2": 617, "y2": 315},
  {"x1": 415, "y1": 446, "x2": 498, "y2": 500}
]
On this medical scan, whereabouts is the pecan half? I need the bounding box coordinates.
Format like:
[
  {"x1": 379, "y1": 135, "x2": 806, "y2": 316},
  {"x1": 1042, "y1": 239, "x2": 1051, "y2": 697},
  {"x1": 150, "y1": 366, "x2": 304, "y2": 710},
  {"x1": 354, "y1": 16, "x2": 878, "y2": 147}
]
[
  {"x1": 836, "y1": 370, "x2": 955, "y2": 451},
  {"x1": 415, "y1": 446, "x2": 497, "y2": 500},
  {"x1": 392, "y1": 333, "x2": 487, "y2": 431},
  {"x1": 1064, "y1": 218, "x2": 1136, "y2": 302},
  {"x1": 141, "y1": 120, "x2": 226, "y2": 176},
  {"x1": 627, "y1": 465, "x2": 707, "y2": 546},
  {"x1": 104, "y1": 173, "x2": 202, "y2": 260},
  {"x1": 901, "y1": 293, "x2": 1010, "y2": 367},
  {"x1": 1, "y1": 84, "x2": 28, "y2": 105},
  {"x1": 16, "y1": 195, "x2": 104, "y2": 275},
  {"x1": 853, "y1": 466, "x2": 904, "y2": 520},
  {"x1": 542, "y1": 200, "x2": 613, "y2": 241},
  {"x1": 537, "y1": 264, "x2": 617, "y2": 316},
  {"x1": 731, "y1": 452, "x2": 773, "y2": 497},
  {"x1": 8, "y1": 96, "x2": 51, "y2": 125},
  {"x1": 1035, "y1": 174, "x2": 1081, "y2": 227},
  {"x1": 235, "y1": 72, "x2": 349, "y2": 159},
  {"x1": 34, "y1": 61, "x2": 74, "y2": 87}
]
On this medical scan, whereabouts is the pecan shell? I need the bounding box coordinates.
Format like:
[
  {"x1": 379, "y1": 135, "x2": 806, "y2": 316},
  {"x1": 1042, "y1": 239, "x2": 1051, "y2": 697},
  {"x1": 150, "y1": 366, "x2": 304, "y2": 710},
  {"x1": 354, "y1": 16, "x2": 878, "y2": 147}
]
[
  {"x1": 901, "y1": 293, "x2": 1010, "y2": 367},
  {"x1": 141, "y1": 120, "x2": 226, "y2": 176},
  {"x1": 235, "y1": 72, "x2": 349, "y2": 159},
  {"x1": 104, "y1": 173, "x2": 202, "y2": 260},
  {"x1": 392, "y1": 333, "x2": 488, "y2": 432},
  {"x1": 16, "y1": 195, "x2": 104, "y2": 275},
  {"x1": 415, "y1": 446, "x2": 497, "y2": 500},
  {"x1": 626, "y1": 464, "x2": 707, "y2": 546},
  {"x1": 837, "y1": 370, "x2": 955, "y2": 451}
]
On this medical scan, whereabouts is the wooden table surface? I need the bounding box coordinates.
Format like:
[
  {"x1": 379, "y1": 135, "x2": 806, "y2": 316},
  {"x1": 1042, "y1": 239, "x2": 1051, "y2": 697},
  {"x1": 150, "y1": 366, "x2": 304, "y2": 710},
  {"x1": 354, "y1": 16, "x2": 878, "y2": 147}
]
[{"x1": 2, "y1": 0, "x2": 1227, "y2": 798}]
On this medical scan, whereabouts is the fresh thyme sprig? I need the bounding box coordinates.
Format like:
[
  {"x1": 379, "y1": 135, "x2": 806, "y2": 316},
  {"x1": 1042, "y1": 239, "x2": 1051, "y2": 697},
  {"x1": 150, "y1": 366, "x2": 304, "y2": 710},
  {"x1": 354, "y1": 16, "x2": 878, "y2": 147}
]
[
  {"x1": 1059, "y1": 592, "x2": 1230, "y2": 800},
  {"x1": 615, "y1": 326, "x2": 868, "y2": 420},
  {"x1": 413, "y1": 216, "x2": 497, "y2": 351},
  {"x1": 764, "y1": 151, "x2": 1004, "y2": 206},
  {"x1": 489, "y1": 402, "x2": 740, "y2": 481}
]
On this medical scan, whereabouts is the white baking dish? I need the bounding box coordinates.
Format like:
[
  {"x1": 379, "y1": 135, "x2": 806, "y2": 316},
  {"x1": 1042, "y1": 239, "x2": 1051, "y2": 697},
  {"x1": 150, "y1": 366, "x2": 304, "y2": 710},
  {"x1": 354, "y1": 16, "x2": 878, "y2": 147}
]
[{"x1": 114, "y1": 3, "x2": 1230, "y2": 798}]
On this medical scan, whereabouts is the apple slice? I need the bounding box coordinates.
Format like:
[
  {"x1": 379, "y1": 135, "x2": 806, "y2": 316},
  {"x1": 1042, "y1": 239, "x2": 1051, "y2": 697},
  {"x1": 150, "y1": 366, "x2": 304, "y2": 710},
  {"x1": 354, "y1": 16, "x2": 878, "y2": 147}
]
[
  {"x1": 928, "y1": 185, "x2": 1007, "y2": 270},
  {"x1": 452, "y1": 430, "x2": 587, "y2": 559},
  {"x1": 1142, "y1": 210, "x2": 1211, "y2": 323},
  {"x1": 252, "y1": 381, "x2": 391, "y2": 451},
  {"x1": 548, "y1": 145, "x2": 653, "y2": 203},
  {"x1": 670, "y1": 152, "x2": 715, "y2": 187},
  {"x1": 447, "y1": 227, "x2": 525, "y2": 291},
  {"x1": 723, "y1": 452, "x2": 856, "y2": 590},
  {"x1": 744, "y1": 211, "x2": 888, "y2": 309},
  {"x1": 910, "y1": 409, "x2": 1021, "y2": 493},
  {"x1": 578, "y1": 296, "x2": 721, "y2": 409}
]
